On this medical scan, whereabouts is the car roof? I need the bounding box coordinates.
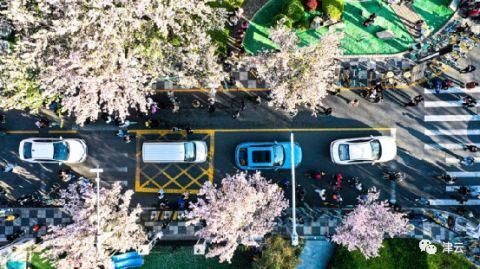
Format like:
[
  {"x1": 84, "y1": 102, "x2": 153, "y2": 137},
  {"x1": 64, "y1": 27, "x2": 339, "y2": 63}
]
[
  {"x1": 31, "y1": 142, "x2": 55, "y2": 159},
  {"x1": 247, "y1": 147, "x2": 273, "y2": 166},
  {"x1": 348, "y1": 142, "x2": 373, "y2": 160}
]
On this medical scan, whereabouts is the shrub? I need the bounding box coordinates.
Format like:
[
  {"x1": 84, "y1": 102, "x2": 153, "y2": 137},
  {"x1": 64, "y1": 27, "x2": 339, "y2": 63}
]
[
  {"x1": 322, "y1": 0, "x2": 344, "y2": 20},
  {"x1": 211, "y1": 0, "x2": 244, "y2": 10},
  {"x1": 304, "y1": 0, "x2": 318, "y2": 11},
  {"x1": 284, "y1": 0, "x2": 305, "y2": 23},
  {"x1": 253, "y1": 236, "x2": 303, "y2": 269},
  {"x1": 273, "y1": 14, "x2": 294, "y2": 28}
]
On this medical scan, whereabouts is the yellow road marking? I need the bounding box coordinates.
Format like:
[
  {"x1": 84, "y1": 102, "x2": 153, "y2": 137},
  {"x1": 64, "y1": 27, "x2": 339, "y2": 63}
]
[
  {"x1": 5, "y1": 130, "x2": 39, "y2": 134},
  {"x1": 130, "y1": 127, "x2": 392, "y2": 134},
  {"x1": 48, "y1": 130, "x2": 78, "y2": 134},
  {"x1": 135, "y1": 135, "x2": 142, "y2": 192}
]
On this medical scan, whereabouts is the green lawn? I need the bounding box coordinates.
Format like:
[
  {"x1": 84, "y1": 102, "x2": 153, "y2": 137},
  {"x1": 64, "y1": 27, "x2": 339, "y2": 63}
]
[
  {"x1": 329, "y1": 238, "x2": 476, "y2": 269},
  {"x1": 412, "y1": 0, "x2": 454, "y2": 35},
  {"x1": 243, "y1": 0, "x2": 453, "y2": 55},
  {"x1": 341, "y1": 0, "x2": 414, "y2": 54},
  {"x1": 143, "y1": 246, "x2": 253, "y2": 269}
]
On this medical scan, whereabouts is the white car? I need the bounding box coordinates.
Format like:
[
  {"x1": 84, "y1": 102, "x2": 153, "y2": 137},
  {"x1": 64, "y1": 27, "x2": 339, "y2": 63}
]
[
  {"x1": 330, "y1": 136, "x2": 397, "y2": 165},
  {"x1": 19, "y1": 138, "x2": 88, "y2": 163}
]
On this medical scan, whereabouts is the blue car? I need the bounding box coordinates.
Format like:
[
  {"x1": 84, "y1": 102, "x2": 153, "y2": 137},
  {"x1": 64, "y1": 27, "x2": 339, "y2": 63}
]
[{"x1": 235, "y1": 141, "x2": 302, "y2": 170}]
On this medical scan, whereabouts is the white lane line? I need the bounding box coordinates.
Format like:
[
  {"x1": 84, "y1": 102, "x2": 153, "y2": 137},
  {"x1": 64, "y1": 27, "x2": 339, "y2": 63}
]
[
  {"x1": 424, "y1": 87, "x2": 480, "y2": 94},
  {"x1": 103, "y1": 167, "x2": 128, "y2": 172},
  {"x1": 424, "y1": 143, "x2": 472, "y2": 150},
  {"x1": 424, "y1": 129, "x2": 480, "y2": 136},
  {"x1": 446, "y1": 185, "x2": 480, "y2": 193},
  {"x1": 424, "y1": 101, "x2": 477, "y2": 107},
  {"x1": 123, "y1": 153, "x2": 129, "y2": 157},
  {"x1": 390, "y1": 180, "x2": 396, "y2": 204},
  {"x1": 428, "y1": 199, "x2": 480, "y2": 205},
  {"x1": 446, "y1": 157, "x2": 480, "y2": 164},
  {"x1": 447, "y1": 171, "x2": 480, "y2": 177},
  {"x1": 424, "y1": 115, "x2": 480, "y2": 122}
]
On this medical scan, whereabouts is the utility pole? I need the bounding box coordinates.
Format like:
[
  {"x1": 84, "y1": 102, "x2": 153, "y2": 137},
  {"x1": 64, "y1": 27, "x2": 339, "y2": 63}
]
[
  {"x1": 290, "y1": 133, "x2": 298, "y2": 246},
  {"x1": 90, "y1": 167, "x2": 104, "y2": 254}
]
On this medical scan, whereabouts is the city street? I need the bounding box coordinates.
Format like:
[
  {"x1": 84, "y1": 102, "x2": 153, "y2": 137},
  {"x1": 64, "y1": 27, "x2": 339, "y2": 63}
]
[{"x1": 2, "y1": 70, "x2": 480, "y2": 212}]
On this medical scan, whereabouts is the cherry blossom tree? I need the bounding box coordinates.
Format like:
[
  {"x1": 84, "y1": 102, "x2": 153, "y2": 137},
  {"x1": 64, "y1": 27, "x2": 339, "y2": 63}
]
[
  {"x1": 187, "y1": 171, "x2": 288, "y2": 263},
  {"x1": 39, "y1": 181, "x2": 151, "y2": 269},
  {"x1": 242, "y1": 21, "x2": 343, "y2": 116},
  {"x1": 332, "y1": 188, "x2": 409, "y2": 259},
  {"x1": 1, "y1": 0, "x2": 228, "y2": 124}
]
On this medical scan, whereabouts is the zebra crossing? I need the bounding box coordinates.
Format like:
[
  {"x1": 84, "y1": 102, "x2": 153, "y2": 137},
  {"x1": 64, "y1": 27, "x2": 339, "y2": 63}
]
[{"x1": 422, "y1": 86, "x2": 480, "y2": 206}]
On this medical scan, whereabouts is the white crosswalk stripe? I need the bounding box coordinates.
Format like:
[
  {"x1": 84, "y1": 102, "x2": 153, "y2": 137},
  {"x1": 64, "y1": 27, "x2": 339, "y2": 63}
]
[
  {"x1": 424, "y1": 115, "x2": 480, "y2": 122},
  {"x1": 428, "y1": 199, "x2": 480, "y2": 206},
  {"x1": 424, "y1": 101, "x2": 479, "y2": 108},
  {"x1": 424, "y1": 129, "x2": 480, "y2": 136},
  {"x1": 420, "y1": 85, "x2": 480, "y2": 206},
  {"x1": 423, "y1": 87, "x2": 480, "y2": 94},
  {"x1": 424, "y1": 143, "x2": 480, "y2": 150},
  {"x1": 445, "y1": 157, "x2": 480, "y2": 164},
  {"x1": 446, "y1": 171, "x2": 480, "y2": 178},
  {"x1": 445, "y1": 185, "x2": 480, "y2": 195}
]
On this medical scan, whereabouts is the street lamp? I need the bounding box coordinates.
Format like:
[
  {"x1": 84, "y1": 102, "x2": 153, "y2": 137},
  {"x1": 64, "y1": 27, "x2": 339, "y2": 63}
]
[
  {"x1": 290, "y1": 133, "x2": 299, "y2": 246},
  {"x1": 90, "y1": 166, "x2": 103, "y2": 254}
]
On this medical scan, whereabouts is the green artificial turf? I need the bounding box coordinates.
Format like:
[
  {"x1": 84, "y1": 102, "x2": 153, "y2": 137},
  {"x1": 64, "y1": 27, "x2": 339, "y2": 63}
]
[
  {"x1": 412, "y1": 0, "x2": 454, "y2": 35},
  {"x1": 142, "y1": 246, "x2": 252, "y2": 269},
  {"x1": 243, "y1": 0, "x2": 453, "y2": 55},
  {"x1": 341, "y1": 0, "x2": 415, "y2": 54},
  {"x1": 329, "y1": 238, "x2": 476, "y2": 269}
]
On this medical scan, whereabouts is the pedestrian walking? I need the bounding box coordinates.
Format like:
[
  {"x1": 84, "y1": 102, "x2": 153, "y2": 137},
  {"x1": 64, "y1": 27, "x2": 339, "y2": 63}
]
[
  {"x1": 123, "y1": 134, "x2": 132, "y2": 143},
  {"x1": 34, "y1": 118, "x2": 50, "y2": 129},
  {"x1": 460, "y1": 65, "x2": 476, "y2": 73},
  {"x1": 158, "y1": 188, "x2": 165, "y2": 200},
  {"x1": 463, "y1": 96, "x2": 477, "y2": 108},
  {"x1": 240, "y1": 99, "x2": 246, "y2": 111},
  {"x1": 464, "y1": 144, "x2": 479, "y2": 152},
  {"x1": 3, "y1": 162, "x2": 16, "y2": 173},
  {"x1": 119, "y1": 120, "x2": 137, "y2": 128},
  {"x1": 208, "y1": 104, "x2": 216, "y2": 113},
  {"x1": 191, "y1": 99, "x2": 201, "y2": 108},
  {"x1": 460, "y1": 156, "x2": 475, "y2": 166},
  {"x1": 332, "y1": 192, "x2": 343, "y2": 203},
  {"x1": 314, "y1": 189, "x2": 327, "y2": 200},
  {"x1": 116, "y1": 129, "x2": 126, "y2": 138},
  {"x1": 232, "y1": 110, "x2": 240, "y2": 120},
  {"x1": 404, "y1": 95, "x2": 424, "y2": 107},
  {"x1": 349, "y1": 99, "x2": 360, "y2": 107},
  {"x1": 185, "y1": 126, "x2": 194, "y2": 135},
  {"x1": 465, "y1": 81, "x2": 479, "y2": 89}
]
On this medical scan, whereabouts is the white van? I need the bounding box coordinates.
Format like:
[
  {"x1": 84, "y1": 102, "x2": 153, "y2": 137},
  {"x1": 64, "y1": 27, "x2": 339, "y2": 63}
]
[{"x1": 142, "y1": 141, "x2": 208, "y2": 163}]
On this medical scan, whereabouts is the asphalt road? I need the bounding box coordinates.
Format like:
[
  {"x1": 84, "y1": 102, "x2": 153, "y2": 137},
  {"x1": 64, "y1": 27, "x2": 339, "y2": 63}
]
[{"x1": 1, "y1": 48, "x2": 480, "y2": 214}]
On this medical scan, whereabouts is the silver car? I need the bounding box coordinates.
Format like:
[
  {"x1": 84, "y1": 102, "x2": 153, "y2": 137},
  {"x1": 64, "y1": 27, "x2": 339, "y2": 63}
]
[
  {"x1": 19, "y1": 137, "x2": 88, "y2": 163},
  {"x1": 330, "y1": 136, "x2": 397, "y2": 165}
]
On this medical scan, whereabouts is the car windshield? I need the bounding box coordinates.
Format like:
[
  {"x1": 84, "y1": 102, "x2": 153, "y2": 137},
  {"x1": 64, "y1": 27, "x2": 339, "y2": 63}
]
[
  {"x1": 339, "y1": 144, "x2": 350, "y2": 161},
  {"x1": 184, "y1": 142, "x2": 196, "y2": 161},
  {"x1": 53, "y1": 142, "x2": 69, "y2": 161},
  {"x1": 273, "y1": 145, "x2": 285, "y2": 166},
  {"x1": 370, "y1": 140, "x2": 381, "y2": 160},
  {"x1": 23, "y1": 142, "x2": 32, "y2": 159}
]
